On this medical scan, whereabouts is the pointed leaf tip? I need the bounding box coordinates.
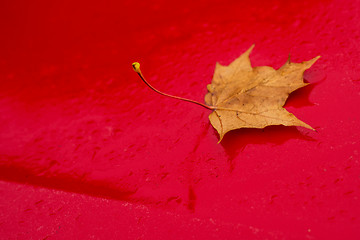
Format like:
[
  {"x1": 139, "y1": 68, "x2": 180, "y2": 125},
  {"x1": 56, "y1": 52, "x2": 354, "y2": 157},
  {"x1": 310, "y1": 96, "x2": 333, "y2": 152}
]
[
  {"x1": 246, "y1": 44, "x2": 255, "y2": 55},
  {"x1": 310, "y1": 55, "x2": 321, "y2": 62},
  {"x1": 304, "y1": 56, "x2": 321, "y2": 69}
]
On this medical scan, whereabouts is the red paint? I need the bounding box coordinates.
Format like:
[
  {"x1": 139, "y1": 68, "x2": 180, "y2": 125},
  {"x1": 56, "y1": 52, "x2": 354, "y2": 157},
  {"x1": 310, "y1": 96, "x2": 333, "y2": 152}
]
[{"x1": 1, "y1": 0, "x2": 360, "y2": 239}]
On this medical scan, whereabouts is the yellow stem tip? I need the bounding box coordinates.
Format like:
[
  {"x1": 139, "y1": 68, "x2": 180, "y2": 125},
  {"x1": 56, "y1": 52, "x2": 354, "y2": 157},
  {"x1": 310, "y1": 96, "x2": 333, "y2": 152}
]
[{"x1": 132, "y1": 62, "x2": 140, "y2": 73}]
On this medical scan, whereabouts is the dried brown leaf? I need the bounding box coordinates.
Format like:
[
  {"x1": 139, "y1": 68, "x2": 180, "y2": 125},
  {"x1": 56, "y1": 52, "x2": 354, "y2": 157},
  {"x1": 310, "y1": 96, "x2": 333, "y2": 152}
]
[{"x1": 205, "y1": 45, "x2": 320, "y2": 142}]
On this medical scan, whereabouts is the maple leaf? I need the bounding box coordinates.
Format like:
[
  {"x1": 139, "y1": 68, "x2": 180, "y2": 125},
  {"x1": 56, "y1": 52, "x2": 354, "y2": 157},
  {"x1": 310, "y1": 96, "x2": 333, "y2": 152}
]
[
  {"x1": 205, "y1": 45, "x2": 320, "y2": 141},
  {"x1": 132, "y1": 45, "x2": 319, "y2": 142}
]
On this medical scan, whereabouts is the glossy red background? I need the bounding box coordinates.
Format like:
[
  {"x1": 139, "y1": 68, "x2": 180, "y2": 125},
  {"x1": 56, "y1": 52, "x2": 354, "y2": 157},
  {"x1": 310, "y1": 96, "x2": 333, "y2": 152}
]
[{"x1": 1, "y1": 0, "x2": 360, "y2": 239}]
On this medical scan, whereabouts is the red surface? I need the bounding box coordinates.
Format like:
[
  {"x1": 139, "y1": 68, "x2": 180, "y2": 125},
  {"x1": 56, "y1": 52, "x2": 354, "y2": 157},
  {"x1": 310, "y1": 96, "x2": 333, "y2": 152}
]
[{"x1": 1, "y1": 0, "x2": 360, "y2": 239}]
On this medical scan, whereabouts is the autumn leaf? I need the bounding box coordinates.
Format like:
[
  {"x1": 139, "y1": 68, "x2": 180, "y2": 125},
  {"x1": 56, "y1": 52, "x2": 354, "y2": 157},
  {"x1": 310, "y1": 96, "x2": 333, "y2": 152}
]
[
  {"x1": 204, "y1": 45, "x2": 320, "y2": 141},
  {"x1": 132, "y1": 45, "x2": 319, "y2": 142}
]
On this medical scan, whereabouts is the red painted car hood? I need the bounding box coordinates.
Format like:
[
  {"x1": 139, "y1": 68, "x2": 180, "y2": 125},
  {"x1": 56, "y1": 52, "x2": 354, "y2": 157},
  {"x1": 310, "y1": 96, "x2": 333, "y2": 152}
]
[{"x1": 1, "y1": 0, "x2": 360, "y2": 239}]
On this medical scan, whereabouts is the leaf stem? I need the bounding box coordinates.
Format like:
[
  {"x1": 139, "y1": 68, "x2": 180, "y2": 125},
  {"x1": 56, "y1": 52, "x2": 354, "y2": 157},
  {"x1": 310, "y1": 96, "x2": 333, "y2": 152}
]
[{"x1": 132, "y1": 62, "x2": 215, "y2": 110}]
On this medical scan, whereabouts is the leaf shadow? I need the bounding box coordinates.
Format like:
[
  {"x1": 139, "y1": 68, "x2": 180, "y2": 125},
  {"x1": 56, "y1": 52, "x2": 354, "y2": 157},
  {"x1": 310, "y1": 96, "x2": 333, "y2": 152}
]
[
  {"x1": 219, "y1": 126, "x2": 316, "y2": 172},
  {"x1": 285, "y1": 79, "x2": 322, "y2": 108}
]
